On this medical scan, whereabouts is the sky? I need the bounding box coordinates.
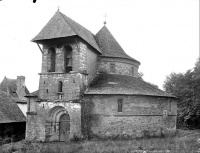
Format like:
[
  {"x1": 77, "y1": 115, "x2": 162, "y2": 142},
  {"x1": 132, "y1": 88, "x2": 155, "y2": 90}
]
[{"x1": 0, "y1": 0, "x2": 199, "y2": 92}]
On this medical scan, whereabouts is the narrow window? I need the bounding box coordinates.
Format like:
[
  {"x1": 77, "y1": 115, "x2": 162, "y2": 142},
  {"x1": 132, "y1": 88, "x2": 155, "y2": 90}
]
[
  {"x1": 110, "y1": 63, "x2": 115, "y2": 73},
  {"x1": 132, "y1": 67, "x2": 134, "y2": 76},
  {"x1": 64, "y1": 46, "x2": 72, "y2": 73},
  {"x1": 58, "y1": 81, "x2": 63, "y2": 92},
  {"x1": 49, "y1": 48, "x2": 56, "y2": 72},
  {"x1": 118, "y1": 99, "x2": 123, "y2": 112},
  {"x1": 46, "y1": 89, "x2": 48, "y2": 94}
]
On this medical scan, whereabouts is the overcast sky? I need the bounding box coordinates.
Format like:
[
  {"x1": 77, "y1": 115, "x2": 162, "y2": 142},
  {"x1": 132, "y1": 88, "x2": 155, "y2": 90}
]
[{"x1": 0, "y1": 0, "x2": 199, "y2": 92}]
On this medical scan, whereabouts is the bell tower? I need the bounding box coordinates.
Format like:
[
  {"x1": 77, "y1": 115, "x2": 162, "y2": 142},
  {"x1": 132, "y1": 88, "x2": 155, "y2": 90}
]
[
  {"x1": 30, "y1": 10, "x2": 101, "y2": 102},
  {"x1": 37, "y1": 39, "x2": 88, "y2": 101},
  {"x1": 26, "y1": 10, "x2": 100, "y2": 142}
]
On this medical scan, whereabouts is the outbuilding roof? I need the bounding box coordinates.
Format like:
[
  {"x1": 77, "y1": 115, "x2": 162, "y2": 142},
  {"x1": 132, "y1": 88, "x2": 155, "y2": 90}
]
[
  {"x1": 26, "y1": 90, "x2": 39, "y2": 97},
  {"x1": 0, "y1": 77, "x2": 29, "y2": 104},
  {"x1": 0, "y1": 91, "x2": 26, "y2": 123},
  {"x1": 95, "y1": 26, "x2": 140, "y2": 64},
  {"x1": 85, "y1": 73, "x2": 175, "y2": 98},
  {"x1": 32, "y1": 10, "x2": 101, "y2": 53}
]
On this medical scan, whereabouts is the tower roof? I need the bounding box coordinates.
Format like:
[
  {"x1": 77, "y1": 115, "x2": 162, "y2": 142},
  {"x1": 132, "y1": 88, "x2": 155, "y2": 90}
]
[
  {"x1": 95, "y1": 26, "x2": 140, "y2": 64},
  {"x1": 32, "y1": 10, "x2": 101, "y2": 53}
]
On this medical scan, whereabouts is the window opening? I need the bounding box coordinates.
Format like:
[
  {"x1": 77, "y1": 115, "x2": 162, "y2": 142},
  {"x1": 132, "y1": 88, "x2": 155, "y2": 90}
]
[
  {"x1": 58, "y1": 81, "x2": 63, "y2": 92},
  {"x1": 118, "y1": 99, "x2": 123, "y2": 112},
  {"x1": 64, "y1": 46, "x2": 72, "y2": 73},
  {"x1": 110, "y1": 63, "x2": 115, "y2": 73},
  {"x1": 49, "y1": 48, "x2": 56, "y2": 72}
]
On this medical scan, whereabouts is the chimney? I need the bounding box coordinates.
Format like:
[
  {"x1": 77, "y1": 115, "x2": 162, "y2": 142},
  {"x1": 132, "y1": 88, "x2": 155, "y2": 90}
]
[{"x1": 16, "y1": 76, "x2": 26, "y2": 100}]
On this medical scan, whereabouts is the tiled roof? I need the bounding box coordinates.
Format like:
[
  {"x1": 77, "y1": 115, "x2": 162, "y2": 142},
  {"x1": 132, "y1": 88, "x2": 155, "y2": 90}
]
[
  {"x1": 32, "y1": 10, "x2": 101, "y2": 53},
  {"x1": 26, "y1": 90, "x2": 39, "y2": 97},
  {"x1": 85, "y1": 73, "x2": 175, "y2": 97},
  {"x1": 0, "y1": 91, "x2": 26, "y2": 123},
  {"x1": 95, "y1": 26, "x2": 140, "y2": 64},
  {"x1": 0, "y1": 77, "x2": 29, "y2": 103}
]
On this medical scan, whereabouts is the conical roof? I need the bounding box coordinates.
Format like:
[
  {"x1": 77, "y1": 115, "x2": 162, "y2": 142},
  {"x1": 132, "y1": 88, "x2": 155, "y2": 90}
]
[
  {"x1": 32, "y1": 10, "x2": 101, "y2": 53},
  {"x1": 95, "y1": 26, "x2": 140, "y2": 64}
]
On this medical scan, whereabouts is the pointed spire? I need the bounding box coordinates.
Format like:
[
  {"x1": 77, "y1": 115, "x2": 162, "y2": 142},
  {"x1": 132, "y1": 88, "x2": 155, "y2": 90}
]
[{"x1": 95, "y1": 26, "x2": 140, "y2": 64}]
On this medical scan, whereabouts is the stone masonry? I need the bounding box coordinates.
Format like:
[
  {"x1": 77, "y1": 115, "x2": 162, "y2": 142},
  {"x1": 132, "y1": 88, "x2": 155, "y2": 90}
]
[
  {"x1": 83, "y1": 95, "x2": 177, "y2": 138},
  {"x1": 26, "y1": 11, "x2": 177, "y2": 142}
]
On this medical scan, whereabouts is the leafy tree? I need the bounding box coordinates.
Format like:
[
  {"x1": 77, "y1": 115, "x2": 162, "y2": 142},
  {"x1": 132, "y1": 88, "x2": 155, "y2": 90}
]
[{"x1": 163, "y1": 59, "x2": 200, "y2": 129}]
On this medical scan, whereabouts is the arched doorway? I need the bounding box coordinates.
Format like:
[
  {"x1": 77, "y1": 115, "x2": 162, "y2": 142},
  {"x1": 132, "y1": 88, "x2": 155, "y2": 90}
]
[{"x1": 59, "y1": 113, "x2": 70, "y2": 142}]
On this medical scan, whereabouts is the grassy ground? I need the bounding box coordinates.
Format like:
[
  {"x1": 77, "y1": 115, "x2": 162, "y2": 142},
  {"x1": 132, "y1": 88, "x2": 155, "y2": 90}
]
[{"x1": 1, "y1": 130, "x2": 200, "y2": 153}]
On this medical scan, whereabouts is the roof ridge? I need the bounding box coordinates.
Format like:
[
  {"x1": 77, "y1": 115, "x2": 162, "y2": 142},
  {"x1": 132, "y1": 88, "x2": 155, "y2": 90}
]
[
  {"x1": 32, "y1": 11, "x2": 101, "y2": 53},
  {"x1": 59, "y1": 12, "x2": 78, "y2": 36},
  {"x1": 60, "y1": 12, "x2": 97, "y2": 38},
  {"x1": 95, "y1": 26, "x2": 140, "y2": 64}
]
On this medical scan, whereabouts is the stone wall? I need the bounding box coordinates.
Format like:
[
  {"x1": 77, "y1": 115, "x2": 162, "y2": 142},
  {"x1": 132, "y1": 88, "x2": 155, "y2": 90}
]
[
  {"x1": 26, "y1": 100, "x2": 82, "y2": 141},
  {"x1": 85, "y1": 43, "x2": 98, "y2": 84},
  {"x1": 38, "y1": 72, "x2": 86, "y2": 101},
  {"x1": 38, "y1": 38, "x2": 98, "y2": 101},
  {"x1": 98, "y1": 58, "x2": 139, "y2": 77},
  {"x1": 41, "y1": 38, "x2": 79, "y2": 73},
  {"x1": 83, "y1": 95, "x2": 177, "y2": 138}
]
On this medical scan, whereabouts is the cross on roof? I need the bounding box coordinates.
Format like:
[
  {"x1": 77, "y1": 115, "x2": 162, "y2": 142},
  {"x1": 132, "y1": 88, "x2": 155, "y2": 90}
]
[{"x1": 104, "y1": 13, "x2": 107, "y2": 25}]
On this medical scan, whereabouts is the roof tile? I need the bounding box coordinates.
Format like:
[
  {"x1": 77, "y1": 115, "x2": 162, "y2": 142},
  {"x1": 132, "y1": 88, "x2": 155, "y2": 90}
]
[
  {"x1": 32, "y1": 11, "x2": 101, "y2": 53},
  {"x1": 85, "y1": 73, "x2": 175, "y2": 97},
  {"x1": 0, "y1": 91, "x2": 26, "y2": 123},
  {"x1": 95, "y1": 26, "x2": 140, "y2": 64}
]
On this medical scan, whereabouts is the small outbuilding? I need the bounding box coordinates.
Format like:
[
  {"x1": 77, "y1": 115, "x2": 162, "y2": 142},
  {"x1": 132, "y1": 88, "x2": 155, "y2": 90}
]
[{"x1": 0, "y1": 91, "x2": 26, "y2": 140}]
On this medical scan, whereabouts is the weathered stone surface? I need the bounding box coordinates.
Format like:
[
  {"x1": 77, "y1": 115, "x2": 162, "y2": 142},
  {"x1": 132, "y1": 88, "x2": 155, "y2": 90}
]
[
  {"x1": 26, "y1": 101, "x2": 81, "y2": 141},
  {"x1": 26, "y1": 16, "x2": 177, "y2": 141},
  {"x1": 98, "y1": 58, "x2": 139, "y2": 77},
  {"x1": 83, "y1": 95, "x2": 177, "y2": 138}
]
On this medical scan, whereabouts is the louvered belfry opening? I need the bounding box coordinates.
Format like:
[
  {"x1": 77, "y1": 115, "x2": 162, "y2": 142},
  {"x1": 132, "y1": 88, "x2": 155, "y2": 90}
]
[{"x1": 64, "y1": 45, "x2": 72, "y2": 73}]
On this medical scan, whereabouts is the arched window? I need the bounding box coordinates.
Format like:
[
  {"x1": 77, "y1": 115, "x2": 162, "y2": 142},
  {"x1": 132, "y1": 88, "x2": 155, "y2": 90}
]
[
  {"x1": 64, "y1": 46, "x2": 72, "y2": 73},
  {"x1": 58, "y1": 81, "x2": 63, "y2": 92},
  {"x1": 49, "y1": 48, "x2": 56, "y2": 72}
]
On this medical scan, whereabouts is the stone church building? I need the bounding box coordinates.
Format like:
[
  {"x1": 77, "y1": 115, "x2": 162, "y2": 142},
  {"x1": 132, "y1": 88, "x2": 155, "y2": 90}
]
[{"x1": 26, "y1": 10, "x2": 177, "y2": 142}]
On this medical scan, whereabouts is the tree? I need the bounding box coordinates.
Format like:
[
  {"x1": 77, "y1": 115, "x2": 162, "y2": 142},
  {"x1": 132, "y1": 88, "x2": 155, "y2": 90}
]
[{"x1": 163, "y1": 59, "x2": 200, "y2": 129}]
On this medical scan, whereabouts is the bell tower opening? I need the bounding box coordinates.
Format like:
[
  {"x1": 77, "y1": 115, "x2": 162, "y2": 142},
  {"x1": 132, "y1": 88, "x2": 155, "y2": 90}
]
[
  {"x1": 49, "y1": 47, "x2": 56, "y2": 72},
  {"x1": 64, "y1": 46, "x2": 72, "y2": 73}
]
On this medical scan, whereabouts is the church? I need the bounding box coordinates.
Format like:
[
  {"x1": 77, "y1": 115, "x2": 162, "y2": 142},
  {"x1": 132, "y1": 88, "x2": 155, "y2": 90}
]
[{"x1": 25, "y1": 10, "x2": 177, "y2": 142}]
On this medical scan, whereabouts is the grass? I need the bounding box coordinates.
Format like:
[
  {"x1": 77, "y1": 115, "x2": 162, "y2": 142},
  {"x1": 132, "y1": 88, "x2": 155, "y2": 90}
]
[{"x1": 1, "y1": 130, "x2": 200, "y2": 153}]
